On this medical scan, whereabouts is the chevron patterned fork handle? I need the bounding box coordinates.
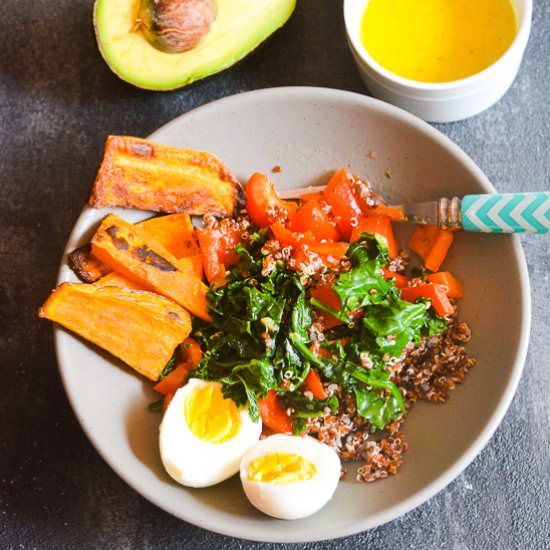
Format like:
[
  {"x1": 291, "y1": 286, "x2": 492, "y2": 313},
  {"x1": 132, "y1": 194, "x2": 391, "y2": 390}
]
[
  {"x1": 460, "y1": 192, "x2": 550, "y2": 233},
  {"x1": 279, "y1": 186, "x2": 550, "y2": 234}
]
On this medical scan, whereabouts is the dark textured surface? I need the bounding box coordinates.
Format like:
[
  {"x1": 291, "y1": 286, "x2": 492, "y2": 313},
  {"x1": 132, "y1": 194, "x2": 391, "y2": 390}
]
[{"x1": 1, "y1": 1, "x2": 549, "y2": 548}]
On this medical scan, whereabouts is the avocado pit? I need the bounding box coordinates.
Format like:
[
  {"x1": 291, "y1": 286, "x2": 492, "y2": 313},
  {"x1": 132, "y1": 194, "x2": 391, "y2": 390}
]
[{"x1": 137, "y1": 0, "x2": 217, "y2": 54}]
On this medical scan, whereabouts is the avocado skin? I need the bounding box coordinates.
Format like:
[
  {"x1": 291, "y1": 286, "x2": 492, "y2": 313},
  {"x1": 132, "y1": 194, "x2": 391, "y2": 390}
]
[{"x1": 94, "y1": 0, "x2": 297, "y2": 91}]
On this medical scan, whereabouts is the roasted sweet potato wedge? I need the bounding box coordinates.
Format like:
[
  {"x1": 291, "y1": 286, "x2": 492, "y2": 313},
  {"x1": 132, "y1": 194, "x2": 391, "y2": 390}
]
[
  {"x1": 93, "y1": 272, "x2": 145, "y2": 289},
  {"x1": 68, "y1": 213, "x2": 201, "y2": 283},
  {"x1": 91, "y1": 213, "x2": 212, "y2": 321},
  {"x1": 39, "y1": 283, "x2": 192, "y2": 381},
  {"x1": 93, "y1": 261, "x2": 202, "y2": 287},
  {"x1": 180, "y1": 254, "x2": 203, "y2": 279},
  {"x1": 89, "y1": 136, "x2": 242, "y2": 216},
  {"x1": 139, "y1": 213, "x2": 199, "y2": 258},
  {"x1": 68, "y1": 244, "x2": 112, "y2": 283}
]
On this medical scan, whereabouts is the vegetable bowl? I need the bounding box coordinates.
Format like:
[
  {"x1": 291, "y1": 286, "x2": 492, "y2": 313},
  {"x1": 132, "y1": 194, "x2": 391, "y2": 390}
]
[{"x1": 53, "y1": 87, "x2": 530, "y2": 542}]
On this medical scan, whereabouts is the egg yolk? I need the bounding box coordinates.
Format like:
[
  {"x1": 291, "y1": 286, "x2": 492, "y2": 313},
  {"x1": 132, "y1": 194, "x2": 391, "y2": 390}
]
[
  {"x1": 247, "y1": 452, "x2": 317, "y2": 485},
  {"x1": 360, "y1": 0, "x2": 517, "y2": 83},
  {"x1": 184, "y1": 384, "x2": 241, "y2": 443}
]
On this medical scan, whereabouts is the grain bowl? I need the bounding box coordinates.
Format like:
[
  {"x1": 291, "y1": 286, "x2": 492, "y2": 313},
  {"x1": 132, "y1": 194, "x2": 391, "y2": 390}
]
[{"x1": 54, "y1": 87, "x2": 530, "y2": 542}]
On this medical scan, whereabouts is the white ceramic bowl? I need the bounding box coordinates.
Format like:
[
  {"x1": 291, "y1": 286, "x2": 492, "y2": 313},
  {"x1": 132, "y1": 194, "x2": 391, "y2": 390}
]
[
  {"x1": 344, "y1": 0, "x2": 532, "y2": 122},
  {"x1": 54, "y1": 87, "x2": 530, "y2": 542}
]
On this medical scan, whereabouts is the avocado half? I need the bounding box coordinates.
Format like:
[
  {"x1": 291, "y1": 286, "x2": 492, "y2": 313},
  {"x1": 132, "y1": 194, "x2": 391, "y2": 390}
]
[{"x1": 94, "y1": 0, "x2": 297, "y2": 91}]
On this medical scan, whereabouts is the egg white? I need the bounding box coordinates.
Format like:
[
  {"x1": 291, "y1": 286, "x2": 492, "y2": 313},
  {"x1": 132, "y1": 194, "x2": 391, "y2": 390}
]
[
  {"x1": 240, "y1": 434, "x2": 341, "y2": 520},
  {"x1": 159, "y1": 378, "x2": 262, "y2": 488}
]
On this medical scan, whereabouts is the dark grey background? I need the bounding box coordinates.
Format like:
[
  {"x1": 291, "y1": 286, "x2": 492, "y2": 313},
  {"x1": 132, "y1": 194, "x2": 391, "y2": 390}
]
[{"x1": 1, "y1": 1, "x2": 548, "y2": 548}]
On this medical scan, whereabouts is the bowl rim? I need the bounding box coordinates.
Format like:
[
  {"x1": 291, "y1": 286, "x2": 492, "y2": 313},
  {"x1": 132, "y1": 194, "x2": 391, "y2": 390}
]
[
  {"x1": 343, "y1": 0, "x2": 533, "y2": 92},
  {"x1": 53, "y1": 86, "x2": 532, "y2": 542}
]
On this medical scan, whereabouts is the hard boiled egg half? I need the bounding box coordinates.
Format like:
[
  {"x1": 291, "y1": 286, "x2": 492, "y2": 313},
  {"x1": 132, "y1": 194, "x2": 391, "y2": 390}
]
[
  {"x1": 240, "y1": 434, "x2": 341, "y2": 520},
  {"x1": 159, "y1": 378, "x2": 262, "y2": 488}
]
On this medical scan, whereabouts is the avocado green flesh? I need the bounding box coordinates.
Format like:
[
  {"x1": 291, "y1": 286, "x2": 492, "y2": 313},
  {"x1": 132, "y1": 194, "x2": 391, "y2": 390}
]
[{"x1": 94, "y1": 0, "x2": 296, "y2": 90}]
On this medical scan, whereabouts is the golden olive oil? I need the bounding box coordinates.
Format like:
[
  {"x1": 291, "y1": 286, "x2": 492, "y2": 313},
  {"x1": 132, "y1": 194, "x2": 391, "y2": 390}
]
[{"x1": 360, "y1": 0, "x2": 517, "y2": 83}]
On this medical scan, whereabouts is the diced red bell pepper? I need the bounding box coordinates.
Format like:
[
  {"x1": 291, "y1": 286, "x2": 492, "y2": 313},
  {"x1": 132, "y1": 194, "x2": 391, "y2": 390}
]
[
  {"x1": 270, "y1": 221, "x2": 314, "y2": 247},
  {"x1": 290, "y1": 243, "x2": 311, "y2": 271},
  {"x1": 401, "y1": 283, "x2": 455, "y2": 317},
  {"x1": 381, "y1": 267, "x2": 410, "y2": 289},
  {"x1": 245, "y1": 173, "x2": 297, "y2": 228},
  {"x1": 302, "y1": 369, "x2": 327, "y2": 400},
  {"x1": 427, "y1": 271, "x2": 464, "y2": 299},
  {"x1": 309, "y1": 343, "x2": 334, "y2": 360},
  {"x1": 310, "y1": 284, "x2": 341, "y2": 309},
  {"x1": 154, "y1": 362, "x2": 191, "y2": 396},
  {"x1": 180, "y1": 337, "x2": 203, "y2": 368},
  {"x1": 424, "y1": 230, "x2": 454, "y2": 273},
  {"x1": 258, "y1": 390, "x2": 294, "y2": 434},
  {"x1": 408, "y1": 225, "x2": 454, "y2": 272},
  {"x1": 408, "y1": 225, "x2": 440, "y2": 260},
  {"x1": 322, "y1": 169, "x2": 363, "y2": 239},
  {"x1": 310, "y1": 283, "x2": 342, "y2": 328},
  {"x1": 270, "y1": 222, "x2": 348, "y2": 268},
  {"x1": 155, "y1": 339, "x2": 202, "y2": 398},
  {"x1": 289, "y1": 198, "x2": 341, "y2": 242},
  {"x1": 309, "y1": 284, "x2": 362, "y2": 328},
  {"x1": 307, "y1": 241, "x2": 349, "y2": 261},
  {"x1": 350, "y1": 215, "x2": 399, "y2": 258},
  {"x1": 196, "y1": 222, "x2": 242, "y2": 284},
  {"x1": 291, "y1": 241, "x2": 349, "y2": 271}
]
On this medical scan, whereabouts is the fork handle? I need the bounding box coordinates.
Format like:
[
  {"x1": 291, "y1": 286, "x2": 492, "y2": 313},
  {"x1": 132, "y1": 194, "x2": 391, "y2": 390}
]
[{"x1": 461, "y1": 192, "x2": 550, "y2": 233}]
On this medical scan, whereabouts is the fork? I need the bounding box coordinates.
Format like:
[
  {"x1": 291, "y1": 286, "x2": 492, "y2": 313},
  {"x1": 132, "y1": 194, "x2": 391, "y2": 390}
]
[{"x1": 279, "y1": 187, "x2": 550, "y2": 234}]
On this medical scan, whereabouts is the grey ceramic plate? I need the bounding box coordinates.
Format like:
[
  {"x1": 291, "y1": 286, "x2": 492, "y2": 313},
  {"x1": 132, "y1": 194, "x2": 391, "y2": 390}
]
[{"x1": 55, "y1": 87, "x2": 530, "y2": 542}]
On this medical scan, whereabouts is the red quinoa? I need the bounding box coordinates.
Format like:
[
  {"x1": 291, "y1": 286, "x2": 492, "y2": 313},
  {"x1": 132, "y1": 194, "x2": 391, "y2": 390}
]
[{"x1": 305, "y1": 316, "x2": 475, "y2": 482}]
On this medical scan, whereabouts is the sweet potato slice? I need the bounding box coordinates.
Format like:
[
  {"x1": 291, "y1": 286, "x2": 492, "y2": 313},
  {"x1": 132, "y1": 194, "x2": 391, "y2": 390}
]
[
  {"x1": 179, "y1": 254, "x2": 203, "y2": 279},
  {"x1": 39, "y1": 283, "x2": 192, "y2": 381},
  {"x1": 139, "y1": 213, "x2": 199, "y2": 258},
  {"x1": 68, "y1": 244, "x2": 111, "y2": 283},
  {"x1": 68, "y1": 214, "x2": 201, "y2": 283},
  {"x1": 91, "y1": 213, "x2": 212, "y2": 321},
  {"x1": 94, "y1": 264, "x2": 202, "y2": 288},
  {"x1": 93, "y1": 272, "x2": 145, "y2": 289},
  {"x1": 89, "y1": 136, "x2": 242, "y2": 216}
]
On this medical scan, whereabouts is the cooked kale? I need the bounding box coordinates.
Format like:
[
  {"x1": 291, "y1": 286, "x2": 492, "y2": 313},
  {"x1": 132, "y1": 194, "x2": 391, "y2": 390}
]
[{"x1": 193, "y1": 233, "x2": 447, "y2": 431}]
